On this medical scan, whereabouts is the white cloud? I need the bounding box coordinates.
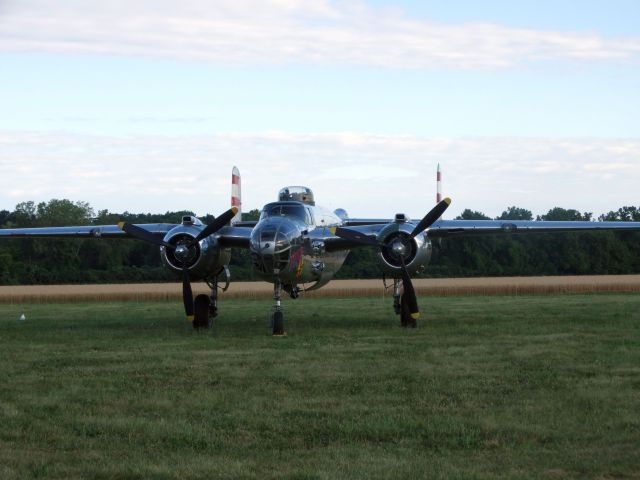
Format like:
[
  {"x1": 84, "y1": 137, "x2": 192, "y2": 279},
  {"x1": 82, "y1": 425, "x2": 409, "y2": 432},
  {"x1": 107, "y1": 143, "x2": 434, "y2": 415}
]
[
  {"x1": 1, "y1": 131, "x2": 638, "y2": 218},
  {"x1": 1, "y1": 0, "x2": 639, "y2": 68}
]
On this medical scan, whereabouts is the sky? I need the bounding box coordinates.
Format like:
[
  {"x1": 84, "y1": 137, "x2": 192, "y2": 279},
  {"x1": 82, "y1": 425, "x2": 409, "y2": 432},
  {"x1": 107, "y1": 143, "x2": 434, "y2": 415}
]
[{"x1": 0, "y1": 0, "x2": 638, "y2": 220}]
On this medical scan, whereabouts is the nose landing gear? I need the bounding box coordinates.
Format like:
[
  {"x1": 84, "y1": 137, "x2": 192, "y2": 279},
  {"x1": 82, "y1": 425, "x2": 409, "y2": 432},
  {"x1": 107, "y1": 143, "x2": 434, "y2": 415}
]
[{"x1": 271, "y1": 280, "x2": 286, "y2": 336}]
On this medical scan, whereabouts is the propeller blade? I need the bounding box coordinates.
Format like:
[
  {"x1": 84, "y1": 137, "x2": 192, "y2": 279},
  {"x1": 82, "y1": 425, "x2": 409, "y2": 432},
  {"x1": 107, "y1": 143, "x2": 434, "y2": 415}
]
[
  {"x1": 399, "y1": 259, "x2": 420, "y2": 320},
  {"x1": 182, "y1": 267, "x2": 194, "y2": 322},
  {"x1": 410, "y1": 197, "x2": 451, "y2": 238},
  {"x1": 189, "y1": 207, "x2": 238, "y2": 246},
  {"x1": 118, "y1": 222, "x2": 174, "y2": 249},
  {"x1": 332, "y1": 227, "x2": 380, "y2": 247}
]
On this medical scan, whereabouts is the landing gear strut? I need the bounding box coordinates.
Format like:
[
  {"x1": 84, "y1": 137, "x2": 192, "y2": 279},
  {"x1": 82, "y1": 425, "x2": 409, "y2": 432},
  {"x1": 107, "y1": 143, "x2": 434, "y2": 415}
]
[
  {"x1": 192, "y1": 267, "x2": 230, "y2": 330},
  {"x1": 271, "y1": 280, "x2": 286, "y2": 336},
  {"x1": 207, "y1": 275, "x2": 220, "y2": 320}
]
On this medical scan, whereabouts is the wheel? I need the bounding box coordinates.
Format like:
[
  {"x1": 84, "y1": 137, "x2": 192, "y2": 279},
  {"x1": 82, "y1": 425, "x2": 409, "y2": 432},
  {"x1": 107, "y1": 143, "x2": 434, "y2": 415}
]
[
  {"x1": 272, "y1": 310, "x2": 285, "y2": 336},
  {"x1": 400, "y1": 294, "x2": 417, "y2": 328},
  {"x1": 193, "y1": 294, "x2": 212, "y2": 329}
]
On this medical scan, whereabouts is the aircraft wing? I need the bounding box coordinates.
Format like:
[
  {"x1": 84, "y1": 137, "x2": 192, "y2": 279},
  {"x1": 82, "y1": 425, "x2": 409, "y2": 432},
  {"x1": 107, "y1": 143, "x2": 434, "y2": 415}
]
[
  {"x1": 426, "y1": 219, "x2": 640, "y2": 237},
  {"x1": 323, "y1": 218, "x2": 640, "y2": 251},
  {"x1": 0, "y1": 223, "x2": 254, "y2": 249},
  {"x1": 343, "y1": 218, "x2": 391, "y2": 226},
  {"x1": 0, "y1": 224, "x2": 176, "y2": 239},
  {"x1": 217, "y1": 226, "x2": 252, "y2": 248}
]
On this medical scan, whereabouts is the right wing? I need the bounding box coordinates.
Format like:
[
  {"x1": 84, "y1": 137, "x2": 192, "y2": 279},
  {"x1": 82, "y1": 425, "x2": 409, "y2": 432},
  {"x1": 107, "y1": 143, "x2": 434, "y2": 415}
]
[{"x1": 426, "y1": 219, "x2": 640, "y2": 237}]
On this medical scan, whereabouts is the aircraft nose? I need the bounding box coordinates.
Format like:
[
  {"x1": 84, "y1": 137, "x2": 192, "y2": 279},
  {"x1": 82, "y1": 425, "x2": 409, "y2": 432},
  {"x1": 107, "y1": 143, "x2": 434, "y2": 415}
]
[
  {"x1": 250, "y1": 219, "x2": 300, "y2": 274},
  {"x1": 251, "y1": 227, "x2": 291, "y2": 254}
]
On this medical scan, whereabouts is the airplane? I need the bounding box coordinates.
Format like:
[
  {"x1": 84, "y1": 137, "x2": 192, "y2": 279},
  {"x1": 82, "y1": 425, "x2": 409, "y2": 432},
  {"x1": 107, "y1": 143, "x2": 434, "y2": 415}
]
[{"x1": 1, "y1": 166, "x2": 640, "y2": 335}]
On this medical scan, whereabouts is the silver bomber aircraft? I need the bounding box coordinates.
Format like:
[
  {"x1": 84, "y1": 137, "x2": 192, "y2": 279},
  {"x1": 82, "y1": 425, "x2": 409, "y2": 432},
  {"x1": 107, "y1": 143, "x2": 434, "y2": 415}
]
[{"x1": 1, "y1": 166, "x2": 640, "y2": 335}]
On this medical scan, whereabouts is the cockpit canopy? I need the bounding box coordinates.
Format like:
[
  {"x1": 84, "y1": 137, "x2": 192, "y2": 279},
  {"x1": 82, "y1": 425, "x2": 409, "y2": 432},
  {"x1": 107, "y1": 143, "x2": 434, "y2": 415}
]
[
  {"x1": 260, "y1": 202, "x2": 311, "y2": 224},
  {"x1": 278, "y1": 186, "x2": 315, "y2": 205}
]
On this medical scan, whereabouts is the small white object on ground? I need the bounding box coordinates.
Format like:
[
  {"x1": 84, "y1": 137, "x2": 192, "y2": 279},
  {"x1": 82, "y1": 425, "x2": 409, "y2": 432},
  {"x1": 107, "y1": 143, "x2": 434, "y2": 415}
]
[{"x1": 19, "y1": 313, "x2": 26, "y2": 321}]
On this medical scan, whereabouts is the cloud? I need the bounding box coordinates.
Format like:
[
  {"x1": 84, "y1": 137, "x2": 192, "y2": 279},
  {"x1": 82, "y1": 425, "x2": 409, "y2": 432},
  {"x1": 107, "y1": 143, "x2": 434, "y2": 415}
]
[
  {"x1": 1, "y1": 130, "x2": 638, "y2": 218},
  {"x1": 1, "y1": 0, "x2": 639, "y2": 69}
]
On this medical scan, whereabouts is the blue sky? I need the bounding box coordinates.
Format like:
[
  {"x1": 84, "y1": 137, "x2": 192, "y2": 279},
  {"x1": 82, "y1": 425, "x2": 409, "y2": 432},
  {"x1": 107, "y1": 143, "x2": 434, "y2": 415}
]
[{"x1": 0, "y1": 0, "x2": 638, "y2": 218}]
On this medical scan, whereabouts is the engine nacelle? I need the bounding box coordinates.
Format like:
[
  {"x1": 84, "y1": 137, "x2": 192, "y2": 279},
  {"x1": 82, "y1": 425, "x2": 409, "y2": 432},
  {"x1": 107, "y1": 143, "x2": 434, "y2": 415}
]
[
  {"x1": 160, "y1": 224, "x2": 230, "y2": 280},
  {"x1": 375, "y1": 222, "x2": 432, "y2": 276}
]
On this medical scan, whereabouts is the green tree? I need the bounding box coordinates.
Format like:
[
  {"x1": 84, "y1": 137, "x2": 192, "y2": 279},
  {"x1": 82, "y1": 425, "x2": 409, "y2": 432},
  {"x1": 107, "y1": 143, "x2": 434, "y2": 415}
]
[
  {"x1": 11, "y1": 201, "x2": 37, "y2": 227},
  {"x1": 0, "y1": 252, "x2": 15, "y2": 284},
  {"x1": 538, "y1": 207, "x2": 592, "y2": 221},
  {"x1": 497, "y1": 206, "x2": 533, "y2": 220},
  {"x1": 243, "y1": 209, "x2": 261, "y2": 221},
  {"x1": 36, "y1": 199, "x2": 93, "y2": 226},
  {"x1": 599, "y1": 206, "x2": 640, "y2": 222},
  {"x1": 456, "y1": 209, "x2": 490, "y2": 220},
  {"x1": 0, "y1": 210, "x2": 10, "y2": 226}
]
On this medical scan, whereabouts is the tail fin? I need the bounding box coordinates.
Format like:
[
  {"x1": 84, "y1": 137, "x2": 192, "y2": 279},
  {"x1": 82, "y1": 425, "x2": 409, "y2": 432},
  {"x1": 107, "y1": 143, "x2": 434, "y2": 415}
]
[
  {"x1": 231, "y1": 166, "x2": 242, "y2": 225},
  {"x1": 436, "y1": 163, "x2": 442, "y2": 204}
]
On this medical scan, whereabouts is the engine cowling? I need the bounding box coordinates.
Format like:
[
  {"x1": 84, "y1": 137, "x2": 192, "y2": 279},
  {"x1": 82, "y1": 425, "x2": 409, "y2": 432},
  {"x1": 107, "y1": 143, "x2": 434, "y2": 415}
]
[
  {"x1": 160, "y1": 224, "x2": 230, "y2": 280},
  {"x1": 375, "y1": 222, "x2": 432, "y2": 276}
]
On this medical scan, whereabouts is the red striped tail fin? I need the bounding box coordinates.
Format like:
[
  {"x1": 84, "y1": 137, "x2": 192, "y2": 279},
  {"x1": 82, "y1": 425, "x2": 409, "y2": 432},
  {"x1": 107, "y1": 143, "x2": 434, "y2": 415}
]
[
  {"x1": 436, "y1": 163, "x2": 442, "y2": 204},
  {"x1": 231, "y1": 166, "x2": 242, "y2": 225}
]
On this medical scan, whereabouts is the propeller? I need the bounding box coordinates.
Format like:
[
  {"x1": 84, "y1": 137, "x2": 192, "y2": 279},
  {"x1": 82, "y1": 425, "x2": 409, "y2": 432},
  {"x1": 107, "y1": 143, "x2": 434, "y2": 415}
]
[
  {"x1": 117, "y1": 206, "x2": 238, "y2": 322},
  {"x1": 409, "y1": 197, "x2": 451, "y2": 239},
  {"x1": 398, "y1": 256, "x2": 419, "y2": 320},
  {"x1": 331, "y1": 226, "x2": 380, "y2": 247},
  {"x1": 187, "y1": 207, "x2": 238, "y2": 247},
  {"x1": 332, "y1": 197, "x2": 452, "y2": 321},
  {"x1": 118, "y1": 222, "x2": 174, "y2": 249},
  {"x1": 182, "y1": 267, "x2": 194, "y2": 321}
]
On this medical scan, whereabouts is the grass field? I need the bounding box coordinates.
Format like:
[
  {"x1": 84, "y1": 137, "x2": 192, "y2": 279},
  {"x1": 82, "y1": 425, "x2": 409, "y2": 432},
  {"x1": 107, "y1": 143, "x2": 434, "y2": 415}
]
[{"x1": 1, "y1": 294, "x2": 639, "y2": 479}]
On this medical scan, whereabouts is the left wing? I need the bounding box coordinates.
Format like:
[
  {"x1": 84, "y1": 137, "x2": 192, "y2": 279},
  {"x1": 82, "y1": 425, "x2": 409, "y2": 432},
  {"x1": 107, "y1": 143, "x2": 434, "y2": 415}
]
[
  {"x1": 0, "y1": 224, "x2": 176, "y2": 239},
  {"x1": 0, "y1": 223, "x2": 253, "y2": 248}
]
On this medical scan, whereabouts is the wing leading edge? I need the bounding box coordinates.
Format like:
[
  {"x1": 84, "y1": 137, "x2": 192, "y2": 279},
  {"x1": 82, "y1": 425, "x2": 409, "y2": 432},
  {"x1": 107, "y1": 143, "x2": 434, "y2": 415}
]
[
  {"x1": 426, "y1": 219, "x2": 640, "y2": 237},
  {"x1": 0, "y1": 224, "x2": 177, "y2": 239},
  {"x1": 322, "y1": 218, "x2": 640, "y2": 252}
]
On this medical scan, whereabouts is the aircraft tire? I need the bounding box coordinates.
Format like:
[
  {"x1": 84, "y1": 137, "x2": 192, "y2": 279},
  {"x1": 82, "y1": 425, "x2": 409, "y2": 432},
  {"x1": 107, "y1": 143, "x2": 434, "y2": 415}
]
[
  {"x1": 193, "y1": 294, "x2": 212, "y2": 329},
  {"x1": 272, "y1": 311, "x2": 285, "y2": 335}
]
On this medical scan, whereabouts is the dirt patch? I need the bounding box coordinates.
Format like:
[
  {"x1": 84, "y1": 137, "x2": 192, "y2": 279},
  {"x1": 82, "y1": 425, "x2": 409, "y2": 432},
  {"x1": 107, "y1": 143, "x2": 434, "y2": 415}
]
[{"x1": 1, "y1": 275, "x2": 639, "y2": 304}]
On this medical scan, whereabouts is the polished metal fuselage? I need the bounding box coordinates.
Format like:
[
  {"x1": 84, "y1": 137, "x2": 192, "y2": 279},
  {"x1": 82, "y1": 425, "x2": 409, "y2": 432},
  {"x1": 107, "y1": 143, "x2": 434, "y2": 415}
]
[{"x1": 249, "y1": 201, "x2": 349, "y2": 290}]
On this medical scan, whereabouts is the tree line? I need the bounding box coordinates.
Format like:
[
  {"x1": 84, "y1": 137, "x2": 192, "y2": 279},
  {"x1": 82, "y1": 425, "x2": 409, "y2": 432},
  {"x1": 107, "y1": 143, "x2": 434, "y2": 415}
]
[{"x1": 1, "y1": 199, "x2": 639, "y2": 285}]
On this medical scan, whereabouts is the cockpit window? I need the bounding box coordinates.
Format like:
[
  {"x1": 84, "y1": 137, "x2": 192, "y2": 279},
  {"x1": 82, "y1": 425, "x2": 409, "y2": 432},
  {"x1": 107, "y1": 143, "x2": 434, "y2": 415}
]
[{"x1": 260, "y1": 203, "x2": 309, "y2": 223}]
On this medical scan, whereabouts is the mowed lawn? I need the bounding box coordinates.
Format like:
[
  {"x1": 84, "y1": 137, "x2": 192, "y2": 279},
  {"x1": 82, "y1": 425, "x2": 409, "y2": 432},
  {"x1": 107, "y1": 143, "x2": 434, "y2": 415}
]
[{"x1": 0, "y1": 294, "x2": 639, "y2": 479}]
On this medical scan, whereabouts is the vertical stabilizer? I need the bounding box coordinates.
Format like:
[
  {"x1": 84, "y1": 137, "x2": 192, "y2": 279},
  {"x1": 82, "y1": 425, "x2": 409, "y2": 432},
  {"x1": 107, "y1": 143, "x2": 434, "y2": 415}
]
[
  {"x1": 231, "y1": 166, "x2": 242, "y2": 225},
  {"x1": 436, "y1": 163, "x2": 442, "y2": 204}
]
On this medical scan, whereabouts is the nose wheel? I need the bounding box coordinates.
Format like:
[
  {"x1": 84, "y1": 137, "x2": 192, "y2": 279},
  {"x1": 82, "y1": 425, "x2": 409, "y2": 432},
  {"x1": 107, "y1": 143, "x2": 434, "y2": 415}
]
[
  {"x1": 271, "y1": 280, "x2": 286, "y2": 336},
  {"x1": 271, "y1": 310, "x2": 285, "y2": 336}
]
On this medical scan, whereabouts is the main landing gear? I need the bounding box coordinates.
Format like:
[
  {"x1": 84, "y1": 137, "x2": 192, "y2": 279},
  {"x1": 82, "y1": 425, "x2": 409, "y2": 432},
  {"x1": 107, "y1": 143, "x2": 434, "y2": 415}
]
[
  {"x1": 391, "y1": 277, "x2": 417, "y2": 328},
  {"x1": 192, "y1": 268, "x2": 229, "y2": 330}
]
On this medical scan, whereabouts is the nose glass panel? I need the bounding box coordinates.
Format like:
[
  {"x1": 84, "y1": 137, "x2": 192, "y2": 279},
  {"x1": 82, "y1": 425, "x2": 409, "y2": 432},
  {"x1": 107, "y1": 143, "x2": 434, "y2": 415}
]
[{"x1": 250, "y1": 220, "x2": 298, "y2": 274}]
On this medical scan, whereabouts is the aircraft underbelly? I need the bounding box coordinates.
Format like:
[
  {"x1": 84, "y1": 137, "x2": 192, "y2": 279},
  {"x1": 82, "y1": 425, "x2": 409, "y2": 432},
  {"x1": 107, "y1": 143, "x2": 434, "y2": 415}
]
[{"x1": 251, "y1": 248, "x2": 349, "y2": 290}]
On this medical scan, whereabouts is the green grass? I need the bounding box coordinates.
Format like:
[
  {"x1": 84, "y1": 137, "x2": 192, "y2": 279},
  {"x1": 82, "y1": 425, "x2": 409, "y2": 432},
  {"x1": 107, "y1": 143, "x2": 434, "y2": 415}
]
[{"x1": 1, "y1": 294, "x2": 639, "y2": 479}]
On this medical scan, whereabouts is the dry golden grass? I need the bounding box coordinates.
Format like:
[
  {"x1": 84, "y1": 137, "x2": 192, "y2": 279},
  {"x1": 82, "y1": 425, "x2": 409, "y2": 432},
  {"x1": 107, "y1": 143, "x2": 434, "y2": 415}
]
[{"x1": 1, "y1": 275, "x2": 640, "y2": 304}]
